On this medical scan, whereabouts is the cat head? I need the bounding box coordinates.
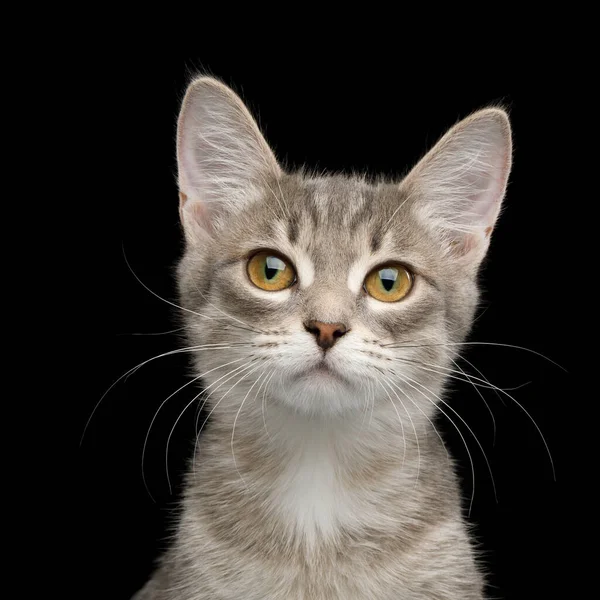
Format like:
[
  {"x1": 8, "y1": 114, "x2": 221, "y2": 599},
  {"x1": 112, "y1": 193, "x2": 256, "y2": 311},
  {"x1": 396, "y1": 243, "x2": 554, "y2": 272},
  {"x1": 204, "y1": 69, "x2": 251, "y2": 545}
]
[{"x1": 176, "y1": 77, "x2": 511, "y2": 419}]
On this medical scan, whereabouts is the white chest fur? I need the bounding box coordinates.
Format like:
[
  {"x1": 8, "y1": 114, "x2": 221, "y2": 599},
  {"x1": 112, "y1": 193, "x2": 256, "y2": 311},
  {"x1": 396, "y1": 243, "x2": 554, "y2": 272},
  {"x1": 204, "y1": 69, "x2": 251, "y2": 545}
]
[{"x1": 269, "y1": 432, "x2": 350, "y2": 545}]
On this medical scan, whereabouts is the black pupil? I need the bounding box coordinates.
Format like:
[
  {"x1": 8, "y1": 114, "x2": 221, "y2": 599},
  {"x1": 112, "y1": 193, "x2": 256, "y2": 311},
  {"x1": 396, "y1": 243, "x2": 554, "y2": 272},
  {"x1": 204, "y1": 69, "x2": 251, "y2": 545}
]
[
  {"x1": 265, "y1": 266, "x2": 278, "y2": 280},
  {"x1": 265, "y1": 256, "x2": 284, "y2": 280},
  {"x1": 380, "y1": 268, "x2": 398, "y2": 291},
  {"x1": 382, "y1": 277, "x2": 394, "y2": 291}
]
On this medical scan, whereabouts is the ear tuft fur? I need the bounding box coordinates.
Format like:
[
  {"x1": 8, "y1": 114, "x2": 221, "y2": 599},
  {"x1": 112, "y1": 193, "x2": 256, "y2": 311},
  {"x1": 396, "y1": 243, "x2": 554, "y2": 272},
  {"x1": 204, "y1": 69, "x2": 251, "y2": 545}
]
[
  {"x1": 177, "y1": 77, "x2": 281, "y2": 242},
  {"x1": 402, "y1": 108, "x2": 512, "y2": 266}
]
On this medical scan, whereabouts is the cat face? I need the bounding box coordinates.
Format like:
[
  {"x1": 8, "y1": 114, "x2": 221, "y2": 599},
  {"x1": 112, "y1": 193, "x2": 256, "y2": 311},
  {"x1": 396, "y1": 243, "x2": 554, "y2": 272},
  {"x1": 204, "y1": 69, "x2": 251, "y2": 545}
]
[{"x1": 176, "y1": 78, "x2": 511, "y2": 419}]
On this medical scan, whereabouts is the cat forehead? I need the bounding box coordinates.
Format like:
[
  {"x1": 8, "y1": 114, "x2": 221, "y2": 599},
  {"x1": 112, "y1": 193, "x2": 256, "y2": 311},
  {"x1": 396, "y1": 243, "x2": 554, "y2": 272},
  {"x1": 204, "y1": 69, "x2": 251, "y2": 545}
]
[
  {"x1": 244, "y1": 174, "x2": 419, "y2": 256},
  {"x1": 283, "y1": 174, "x2": 394, "y2": 228}
]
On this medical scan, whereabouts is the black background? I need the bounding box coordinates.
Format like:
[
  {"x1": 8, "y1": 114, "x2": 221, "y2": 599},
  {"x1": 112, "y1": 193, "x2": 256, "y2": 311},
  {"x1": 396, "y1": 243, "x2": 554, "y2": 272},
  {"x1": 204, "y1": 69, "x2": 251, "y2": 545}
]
[{"x1": 75, "y1": 57, "x2": 581, "y2": 599}]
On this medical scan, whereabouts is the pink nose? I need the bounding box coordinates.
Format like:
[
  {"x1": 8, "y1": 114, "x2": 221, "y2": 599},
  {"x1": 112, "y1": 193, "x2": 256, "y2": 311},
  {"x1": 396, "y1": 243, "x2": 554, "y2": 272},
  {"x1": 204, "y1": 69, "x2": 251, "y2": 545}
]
[{"x1": 304, "y1": 320, "x2": 348, "y2": 350}]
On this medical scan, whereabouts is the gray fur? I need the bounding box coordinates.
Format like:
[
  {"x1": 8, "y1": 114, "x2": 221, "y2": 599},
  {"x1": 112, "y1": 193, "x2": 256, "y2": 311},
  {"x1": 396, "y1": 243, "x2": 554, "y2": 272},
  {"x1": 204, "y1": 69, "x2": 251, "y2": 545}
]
[{"x1": 133, "y1": 77, "x2": 512, "y2": 599}]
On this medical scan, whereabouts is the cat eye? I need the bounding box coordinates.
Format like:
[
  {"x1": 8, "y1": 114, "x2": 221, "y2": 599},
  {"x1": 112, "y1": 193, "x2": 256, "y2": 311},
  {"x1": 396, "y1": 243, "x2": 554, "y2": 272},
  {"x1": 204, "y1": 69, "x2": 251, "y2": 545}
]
[
  {"x1": 364, "y1": 263, "x2": 413, "y2": 302},
  {"x1": 247, "y1": 251, "x2": 297, "y2": 291}
]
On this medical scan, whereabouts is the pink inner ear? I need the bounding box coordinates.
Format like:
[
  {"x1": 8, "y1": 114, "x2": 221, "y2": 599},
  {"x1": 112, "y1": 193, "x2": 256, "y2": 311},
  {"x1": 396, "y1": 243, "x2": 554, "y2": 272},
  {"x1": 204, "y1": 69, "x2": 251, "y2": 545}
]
[
  {"x1": 190, "y1": 202, "x2": 214, "y2": 233},
  {"x1": 180, "y1": 192, "x2": 215, "y2": 237},
  {"x1": 449, "y1": 225, "x2": 495, "y2": 260},
  {"x1": 450, "y1": 233, "x2": 478, "y2": 257}
]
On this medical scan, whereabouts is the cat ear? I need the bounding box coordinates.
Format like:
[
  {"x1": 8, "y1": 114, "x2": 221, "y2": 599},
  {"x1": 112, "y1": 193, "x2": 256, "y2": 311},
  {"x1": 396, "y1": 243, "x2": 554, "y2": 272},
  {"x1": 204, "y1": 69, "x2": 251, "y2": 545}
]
[
  {"x1": 402, "y1": 108, "x2": 512, "y2": 267},
  {"x1": 177, "y1": 77, "x2": 281, "y2": 243}
]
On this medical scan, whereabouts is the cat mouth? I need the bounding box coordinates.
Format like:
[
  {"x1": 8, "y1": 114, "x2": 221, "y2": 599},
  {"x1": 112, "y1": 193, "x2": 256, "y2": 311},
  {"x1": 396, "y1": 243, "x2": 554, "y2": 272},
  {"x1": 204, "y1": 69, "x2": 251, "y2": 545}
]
[{"x1": 298, "y1": 360, "x2": 349, "y2": 384}]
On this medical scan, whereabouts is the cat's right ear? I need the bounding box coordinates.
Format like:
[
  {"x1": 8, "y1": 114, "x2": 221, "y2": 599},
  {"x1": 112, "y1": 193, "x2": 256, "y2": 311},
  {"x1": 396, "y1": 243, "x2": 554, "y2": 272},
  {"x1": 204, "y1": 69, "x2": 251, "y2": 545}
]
[{"x1": 176, "y1": 77, "x2": 281, "y2": 244}]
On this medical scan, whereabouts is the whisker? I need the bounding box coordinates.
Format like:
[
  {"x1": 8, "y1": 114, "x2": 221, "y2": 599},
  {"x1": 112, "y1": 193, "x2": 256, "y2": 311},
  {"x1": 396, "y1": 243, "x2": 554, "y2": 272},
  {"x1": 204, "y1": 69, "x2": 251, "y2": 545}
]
[
  {"x1": 209, "y1": 318, "x2": 265, "y2": 335},
  {"x1": 459, "y1": 355, "x2": 507, "y2": 407},
  {"x1": 191, "y1": 280, "x2": 268, "y2": 336},
  {"x1": 141, "y1": 357, "x2": 248, "y2": 501},
  {"x1": 379, "y1": 374, "x2": 421, "y2": 489},
  {"x1": 192, "y1": 362, "x2": 265, "y2": 474},
  {"x1": 123, "y1": 247, "x2": 260, "y2": 336},
  {"x1": 450, "y1": 357, "x2": 497, "y2": 447},
  {"x1": 191, "y1": 358, "x2": 257, "y2": 437},
  {"x1": 80, "y1": 343, "x2": 251, "y2": 445},
  {"x1": 186, "y1": 361, "x2": 265, "y2": 491},
  {"x1": 368, "y1": 379, "x2": 376, "y2": 428},
  {"x1": 381, "y1": 340, "x2": 566, "y2": 371},
  {"x1": 364, "y1": 379, "x2": 373, "y2": 429},
  {"x1": 190, "y1": 360, "x2": 260, "y2": 483},
  {"x1": 374, "y1": 376, "x2": 408, "y2": 470},
  {"x1": 406, "y1": 360, "x2": 556, "y2": 481},
  {"x1": 359, "y1": 377, "x2": 372, "y2": 432},
  {"x1": 383, "y1": 375, "x2": 450, "y2": 463},
  {"x1": 232, "y1": 368, "x2": 270, "y2": 490},
  {"x1": 396, "y1": 371, "x2": 498, "y2": 511},
  {"x1": 377, "y1": 319, "x2": 475, "y2": 347},
  {"x1": 251, "y1": 367, "x2": 272, "y2": 407},
  {"x1": 260, "y1": 369, "x2": 276, "y2": 442},
  {"x1": 392, "y1": 372, "x2": 478, "y2": 515},
  {"x1": 117, "y1": 326, "x2": 187, "y2": 336},
  {"x1": 389, "y1": 356, "x2": 527, "y2": 392}
]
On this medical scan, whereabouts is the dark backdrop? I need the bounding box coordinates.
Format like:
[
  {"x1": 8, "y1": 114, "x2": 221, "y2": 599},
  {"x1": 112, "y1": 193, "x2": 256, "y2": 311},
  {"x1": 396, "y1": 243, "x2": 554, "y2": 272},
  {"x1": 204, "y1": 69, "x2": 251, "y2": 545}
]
[{"x1": 75, "y1": 57, "x2": 579, "y2": 599}]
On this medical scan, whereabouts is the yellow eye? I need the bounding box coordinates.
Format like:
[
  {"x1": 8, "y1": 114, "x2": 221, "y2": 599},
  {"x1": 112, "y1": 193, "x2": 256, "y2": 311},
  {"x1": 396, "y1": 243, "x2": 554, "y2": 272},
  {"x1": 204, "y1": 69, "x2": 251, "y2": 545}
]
[
  {"x1": 247, "y1": 251, "x2": 296, "y2": 291},
  {"x1": 364, "y1": 264, "x2": 413, "y2": 302}
]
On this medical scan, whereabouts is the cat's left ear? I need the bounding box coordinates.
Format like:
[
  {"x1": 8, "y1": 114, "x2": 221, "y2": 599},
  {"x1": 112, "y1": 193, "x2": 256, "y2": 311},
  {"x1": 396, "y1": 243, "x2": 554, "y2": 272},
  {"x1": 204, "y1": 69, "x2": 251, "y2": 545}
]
[{"x1": 402, "y1": 108, "x2": 512, "y2": 268}]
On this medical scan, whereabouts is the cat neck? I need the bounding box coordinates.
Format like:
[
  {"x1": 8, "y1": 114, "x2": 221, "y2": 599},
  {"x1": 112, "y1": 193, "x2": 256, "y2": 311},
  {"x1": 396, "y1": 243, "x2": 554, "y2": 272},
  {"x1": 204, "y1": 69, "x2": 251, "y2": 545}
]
[
  {"x1": 196, "y1": 394, "x2": 436, "y2": 546},
  {"x1": 209, "y1": 393, "x2": 428, "y2": 469}
]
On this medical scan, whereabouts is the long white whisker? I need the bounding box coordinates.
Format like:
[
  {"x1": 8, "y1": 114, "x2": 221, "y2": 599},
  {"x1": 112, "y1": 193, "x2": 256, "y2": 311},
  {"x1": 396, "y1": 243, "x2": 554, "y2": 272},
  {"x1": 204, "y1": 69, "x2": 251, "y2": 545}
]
[
  {"x1": 123, "y1": 248, "x2": 259, "y2": 335},
  {"x1": 251, "y1": 366, "x2": 272, "y2": 407},
  {"x1": 380, "y1": 375, "x2": 421, "y2": 489},
  {"x1": 118, "y1": 326, "x2": 187, "y2": 336},
  {"x1": 192, "y1": 360, "x2": 257, "y2": 437},
  {"x1": 231, "y1": 368, "x2": 269, "y2": 490},
  {"x1": 395, "y1": 370, "x2": 478, "y2": 514},
  {"x1": 382, "y1": 340, "x2": 566, "y2": 371},
  {"x1": 261, "y1": 369, "x2": 276, "y2": 441},
  {"x1": 191, "y1": 280, "x2": 268, "y2": 335},
  {"x1": 194, "y1": 362, "x2": 264, "y2": 458},
  {"x1": 408, "y1": 360, "x2": 556, "y2": 481},
  {"x1": 374, "y1": 377, "x2": 408, "y2": 470},
  {"x1": 191, "y1": 360, "x2": 259, "y2": 481},
  {"x1": 460, "y1": 355, "x2": 507, "y2": 407},
  {"x1": 383, "y1": 375, "x2": 450, "y2": 462},
  {"x1": 80, "y1": 343, "x2": 251, "y2": 445},
  {"x1": 141, "y1": 357, "x2": 248, "y2": 500},
  {"x1": 450, "y1": 357, "x2": 497, "y2": 446},
  {"x1": 368, "y1": 378, "x2": 375, "y2": 428},
  {"x1": 397, "y1": 370, "x2": 497, "y2": 511},
  {"x1": 359, "y1": 377, "x2": 372, "y2": 432},
  {"x1": 368, "y1": 379, "x2": 376, "y2": 428},
  {"x1": 389, "y1": 356, "x2": 528, "y2": 392}
]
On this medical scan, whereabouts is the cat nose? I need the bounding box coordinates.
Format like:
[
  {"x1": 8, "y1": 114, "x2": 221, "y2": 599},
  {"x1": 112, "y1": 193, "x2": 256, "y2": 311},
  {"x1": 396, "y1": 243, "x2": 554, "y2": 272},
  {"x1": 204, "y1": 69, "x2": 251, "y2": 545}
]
[{"x1": 303, "y1": 320, "x2": 348, "y2": 351}]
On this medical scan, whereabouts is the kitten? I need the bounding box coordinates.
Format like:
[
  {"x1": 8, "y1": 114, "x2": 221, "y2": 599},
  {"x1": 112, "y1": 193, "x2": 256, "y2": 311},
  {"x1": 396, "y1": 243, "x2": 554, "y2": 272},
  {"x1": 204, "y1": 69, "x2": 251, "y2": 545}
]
[{"x1": 133, "y1": 77, "x2": 512, "y2": 599}]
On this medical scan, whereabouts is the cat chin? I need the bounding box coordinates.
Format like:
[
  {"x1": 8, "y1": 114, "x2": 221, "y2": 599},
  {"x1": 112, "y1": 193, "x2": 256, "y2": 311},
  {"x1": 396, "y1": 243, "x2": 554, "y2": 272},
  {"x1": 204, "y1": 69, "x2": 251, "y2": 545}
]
[{"x1": 274, "y1": 373, "x2": 366, "y2": 417}]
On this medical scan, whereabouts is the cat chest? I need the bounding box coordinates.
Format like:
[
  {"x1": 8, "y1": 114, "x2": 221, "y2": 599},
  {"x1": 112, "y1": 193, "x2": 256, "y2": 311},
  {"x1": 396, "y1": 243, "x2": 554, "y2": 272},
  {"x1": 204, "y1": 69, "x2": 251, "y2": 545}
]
[{"x1": 265, "y1": 443, "x2": 365, "y2": 543}]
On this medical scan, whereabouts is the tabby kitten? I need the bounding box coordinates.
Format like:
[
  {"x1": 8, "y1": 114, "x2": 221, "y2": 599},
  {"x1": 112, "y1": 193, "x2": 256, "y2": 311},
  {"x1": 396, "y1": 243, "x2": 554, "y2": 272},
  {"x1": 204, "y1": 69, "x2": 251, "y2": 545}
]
[{"x1": 133, "y1": 77, "x2": 512, "y2": 599}]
